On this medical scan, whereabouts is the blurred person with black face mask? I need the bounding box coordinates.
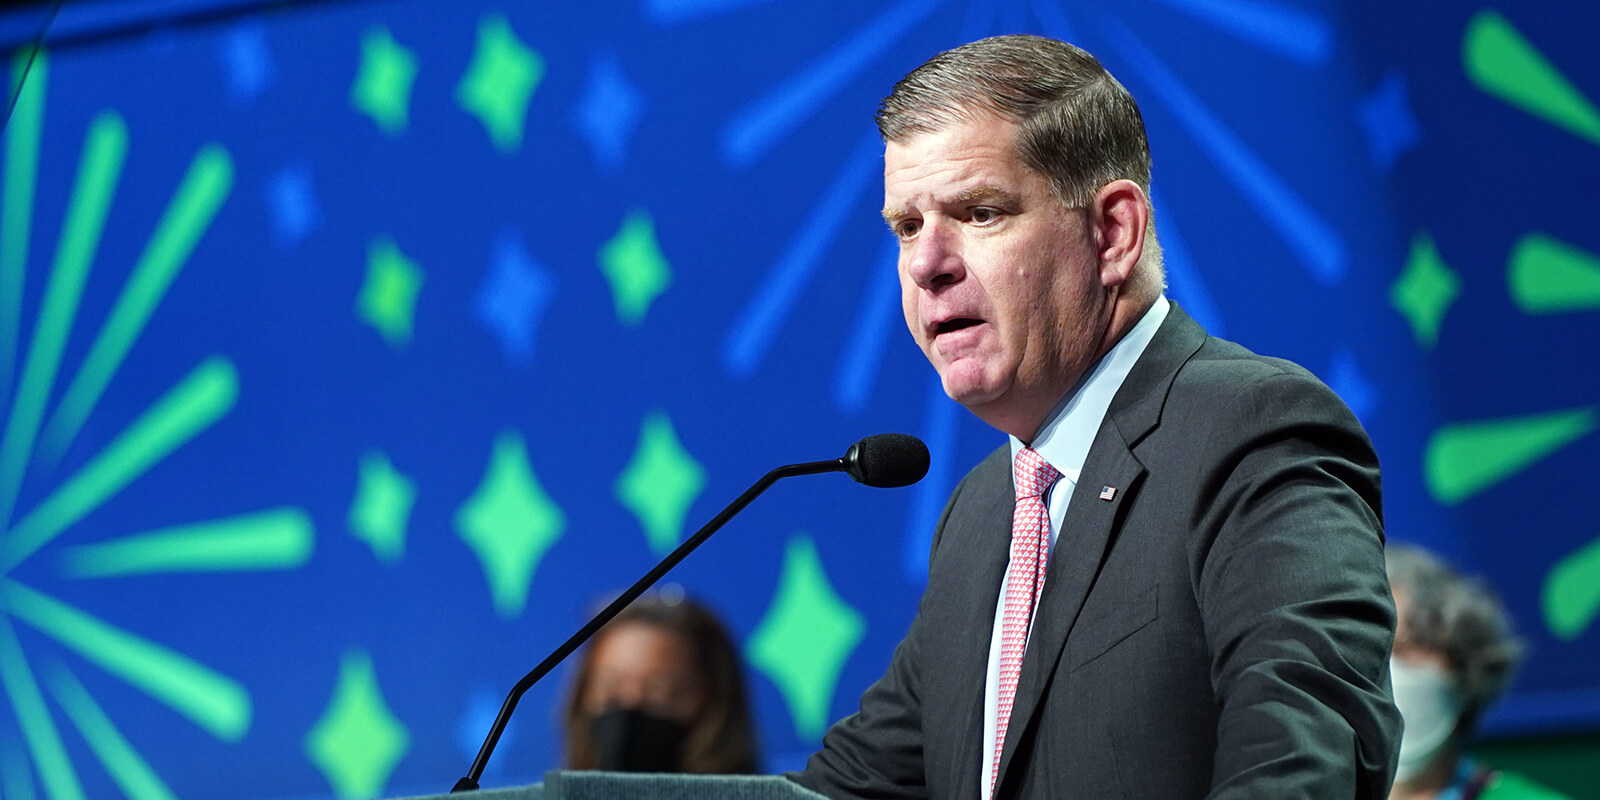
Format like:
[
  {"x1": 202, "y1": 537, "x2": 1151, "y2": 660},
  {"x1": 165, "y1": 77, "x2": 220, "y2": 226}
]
[
  {"x1": 1387, "y1": 545, "x2": 1569, "y2": 800},
  {"x1": 561, "y1": 591, "x2": 760, "y2": 774}
]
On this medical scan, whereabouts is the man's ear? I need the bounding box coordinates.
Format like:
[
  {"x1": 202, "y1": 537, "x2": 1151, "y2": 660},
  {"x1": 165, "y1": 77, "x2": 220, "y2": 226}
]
[{"x1": 1090, "y1": 179, "x2": 1149, "y2": 288}]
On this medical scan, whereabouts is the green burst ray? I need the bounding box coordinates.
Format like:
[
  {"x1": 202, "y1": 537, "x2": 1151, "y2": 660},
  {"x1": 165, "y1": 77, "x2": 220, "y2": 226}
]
[
  {"x1": 0, "y1": 109, "x2": 126, "y2": 519},
  {"x1": 1424, "y1": 407, "x2": 1597, "y2": 505},
  {"x1": 1, "y1": 357, "x2": 238, "y2": 573},
  {"x1": 1544, "y1": 536, "x2": 1600, "y2": 641},
  {"x1": 0, "y1": 616, "x2": 86, "y2": 800},
  {"x1": 1, "y1": 579, "x2": 251, "y2": 742},
  {"x1": 2, "y1": 734, "x2": 38, "y2": 800},
  {"x1": 1508, "y1": 234, "x2": 1600, "y2": 314},
  {"x1": 1464, "y1": 10, "x2": 1600, "y2": 146},
  {"x1": 0, "y1": 111, "x2": 127, "y2": 527},
  {"x1": 58, "y1": 507, "x2": 313, "y2": 579},
  {"x1": 3, "y1": 52, "x2": 48, "y2": 402},
  {"x1": 45, "y1": 664, "x2": 176, "y2": 800},
  {"x1": 42, "y1": 144, "x2": 235, "y2": 462}
]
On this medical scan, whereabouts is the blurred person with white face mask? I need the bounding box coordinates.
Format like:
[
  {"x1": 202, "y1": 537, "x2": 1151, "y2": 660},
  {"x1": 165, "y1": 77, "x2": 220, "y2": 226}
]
[{"x1": 1386, "y1": 545, "x2": 1569, "y2": 800}]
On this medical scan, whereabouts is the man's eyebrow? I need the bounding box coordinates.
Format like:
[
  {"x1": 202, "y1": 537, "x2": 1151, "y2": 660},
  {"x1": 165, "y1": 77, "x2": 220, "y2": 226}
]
[
  {"x1": 952, "y1": 185, "x2": 1020, "y2": 206},
  {"x1": 881, "y1": 185, "x2": 1021, "y2": 227}
]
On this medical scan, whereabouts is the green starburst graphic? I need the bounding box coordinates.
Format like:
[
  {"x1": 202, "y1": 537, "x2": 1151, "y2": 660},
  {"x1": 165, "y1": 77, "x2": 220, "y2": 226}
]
[
  {"x1": 615, "y1": 411, "x2": 707, "y2": 555},
  {"x1": 2, "y1": 51, "x2": 47, "y2": 404},
  {"x1": 357, "y1": 236, "x2": 423, "y2": 348},
  {"x1": 0, "y1": 110, "x2": 127, "y2": 525},
  {"x1": 748, "y1": 535, "x2": 865, "y2": 740},
  {"x1": 1, "y1": 737, "x2": 31, "y2": 800},
  {"x1": 40, "y1": 140, "x2": 233, "y2": 465},
  {"x1": 350, "y1": 26, "x2": 418, "y2": 136},
  {"x1": 454, "y1": 431, "x2": 566, "y2": 618},
  {"x1": 1390, "y1": 232, "x2": 1460, "y2": 350},
  {"x1": 304, "y1": 651, "x2": 410, "y2": 800},
  {"x1": 1, "y1": 59, "x2": 313, "y2": 794},
  {"x1": 599, "y1": 210, "x2": 672, "y2": 326},
  {"x1": 59, "y1": 507, "x2": 312, "y2": 579},
  {"x1": 4, "y1": 359, "x2": 240, "y2": 573},
  {"x1": 46, "y1": 664, "x2": 176, "y2": 800},
  {"x1": 1453, "y1": 6, "x2": 1600, "y2": 658},
  {"x1": 456, "y1": 12, "x2": 545, "y2": 153},
  {"x1": 348, "y1": 450, "x2": 415, "y2": 565},
  {"x1": 0, "y1": 613, "x2": 83, "y2": 800}
]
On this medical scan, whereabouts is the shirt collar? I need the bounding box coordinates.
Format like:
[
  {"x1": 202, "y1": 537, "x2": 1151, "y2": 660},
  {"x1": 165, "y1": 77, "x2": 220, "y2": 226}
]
[{"x1": 1010, "y1": 295, "x2": 1170, "y2": 485}]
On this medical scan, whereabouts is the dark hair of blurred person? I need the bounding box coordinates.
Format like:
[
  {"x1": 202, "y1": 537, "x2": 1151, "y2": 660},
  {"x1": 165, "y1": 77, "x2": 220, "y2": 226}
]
[
  {"x1": 561, "y1": 592, "x2": 759, "y2": 774},
  {"x1": 1386, "y1": 544, "x2": 1569, "y2": 800}
]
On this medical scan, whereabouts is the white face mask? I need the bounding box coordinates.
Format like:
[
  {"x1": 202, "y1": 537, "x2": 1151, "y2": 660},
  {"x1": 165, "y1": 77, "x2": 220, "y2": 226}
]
[{"x1": 1390, "y1": 656, "x2": 1466, "y2": 782}]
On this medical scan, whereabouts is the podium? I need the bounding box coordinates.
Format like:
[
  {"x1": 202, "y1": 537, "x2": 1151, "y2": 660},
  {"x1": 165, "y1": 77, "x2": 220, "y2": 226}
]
[{"x1": 395, "y1": 772, "x2": 829, "y2": 800}]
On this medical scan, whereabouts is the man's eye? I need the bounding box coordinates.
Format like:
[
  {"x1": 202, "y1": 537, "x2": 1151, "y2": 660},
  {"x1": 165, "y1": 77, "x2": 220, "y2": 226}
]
[
  {"x1": 896, "y1": 220, "x2": 920, "y2": 240},
  {"x1": 971, "y1": 207, "x2": 998, "y2": 224}
]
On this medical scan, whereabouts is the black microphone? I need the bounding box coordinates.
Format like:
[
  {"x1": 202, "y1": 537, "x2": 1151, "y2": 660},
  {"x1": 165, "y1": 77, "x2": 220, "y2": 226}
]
[
  {"x1": 844, "y1": 433, "x2": 930, "y2": 488},
  {"x1": 451, "y1": 434, "x2": 928, "y2": 792}
]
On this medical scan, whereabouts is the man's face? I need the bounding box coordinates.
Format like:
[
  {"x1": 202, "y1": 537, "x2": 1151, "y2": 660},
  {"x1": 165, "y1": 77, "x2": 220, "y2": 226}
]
[{"x1": 883, "y1": 113, "x2": 1113, "y2": 439}]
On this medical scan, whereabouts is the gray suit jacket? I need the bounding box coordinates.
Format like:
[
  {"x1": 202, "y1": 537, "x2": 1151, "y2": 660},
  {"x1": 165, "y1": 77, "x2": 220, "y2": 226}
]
[{"x1": 792, "y1": 305, "x2": 1401, "y2": 799}]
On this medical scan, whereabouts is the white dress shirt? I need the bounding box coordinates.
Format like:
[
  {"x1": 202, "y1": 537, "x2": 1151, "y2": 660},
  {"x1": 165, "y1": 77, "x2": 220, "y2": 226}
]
[{"x1": 979, "y1": 296, "x2": 1169, "y2": 799}]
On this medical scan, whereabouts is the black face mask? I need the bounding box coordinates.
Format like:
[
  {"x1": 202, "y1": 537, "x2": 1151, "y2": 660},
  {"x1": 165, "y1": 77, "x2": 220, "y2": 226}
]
[{"x1": 588, "y1": 707, "x2": 690, "y2": 772}]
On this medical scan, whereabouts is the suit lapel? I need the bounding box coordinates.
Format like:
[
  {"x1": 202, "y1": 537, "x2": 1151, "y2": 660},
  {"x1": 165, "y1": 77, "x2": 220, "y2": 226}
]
[{"x1": 992, "y1": 304, "x2": 1208, "y2": 794}]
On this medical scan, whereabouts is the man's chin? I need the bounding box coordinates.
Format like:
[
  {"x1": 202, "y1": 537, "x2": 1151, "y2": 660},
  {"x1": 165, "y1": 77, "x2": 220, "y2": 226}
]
[{"x1": 938, "y1": 374, "x2": 1006, "y2": 410}]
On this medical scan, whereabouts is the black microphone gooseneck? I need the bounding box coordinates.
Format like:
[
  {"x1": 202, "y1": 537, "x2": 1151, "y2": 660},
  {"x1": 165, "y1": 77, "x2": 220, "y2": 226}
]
[{"x1": 451, "y1": 434, "x2": 929, "y2": 792}]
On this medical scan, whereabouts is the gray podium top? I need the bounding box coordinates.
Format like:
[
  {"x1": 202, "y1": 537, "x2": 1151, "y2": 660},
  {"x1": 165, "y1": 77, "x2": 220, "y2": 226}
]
[{"x1": 395, "y1": 772, "x2": 828, "y2": 800}]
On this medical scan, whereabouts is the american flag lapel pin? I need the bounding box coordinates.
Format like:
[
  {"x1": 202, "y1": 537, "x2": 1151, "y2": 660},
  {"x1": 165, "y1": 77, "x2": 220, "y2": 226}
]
[{"x1": 1099, "y1": 485, "x2": 1117, "y2": 501}]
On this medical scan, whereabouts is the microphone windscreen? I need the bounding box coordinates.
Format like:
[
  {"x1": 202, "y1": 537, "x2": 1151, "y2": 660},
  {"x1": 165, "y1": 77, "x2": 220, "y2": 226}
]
[{"x1": 844, "y1": 434, "x2": 930, "y2": 488}]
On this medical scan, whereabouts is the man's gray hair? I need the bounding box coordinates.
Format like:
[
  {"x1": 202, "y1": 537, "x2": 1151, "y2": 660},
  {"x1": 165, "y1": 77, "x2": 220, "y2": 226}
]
[
  {"x1": 876, "y1": 34, "x2": 1152, "y2": 209},
  {"x1": 1387, "y1": 544, "x2": 1525, "y2": 718}
]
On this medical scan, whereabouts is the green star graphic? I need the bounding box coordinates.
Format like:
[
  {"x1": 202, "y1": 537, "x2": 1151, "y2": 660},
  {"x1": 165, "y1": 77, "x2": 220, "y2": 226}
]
[
  {"x1": 598, "y1": 210, "x2": 672, "y2": 326},
  {"x1": 748, "y1": 535, "x2": 865, "y2": 741},
  {"x1": 1390, "y1": 232, "x2": 1460, "y2": 350},
  {"x1": 455, "y1": 13, "x2": 545, "y2": 153},
  {"x1": 357, "y1": 236, "x2": 423, "y2": 348},
  {"x1": 349, "y1": 26, "x2": 418, "y2": 136},
  {"x1": 615, "y1": 411, "x2": 707, "y2": 555},
  {"x1": 347, "y1": 450, "x2": 415, "y2": 565},
  {"x1": 304, "y1": 651, "x2": 410, "y2": 800},
  {"x1": 455, "y1": 431, "x2": 566, "y2": 618}
]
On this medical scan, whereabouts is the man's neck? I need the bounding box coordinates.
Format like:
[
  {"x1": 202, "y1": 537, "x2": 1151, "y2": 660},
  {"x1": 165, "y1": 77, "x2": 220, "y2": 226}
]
[{"x1": 984, "y1": 292, "x2": 1159, "y2": 443}]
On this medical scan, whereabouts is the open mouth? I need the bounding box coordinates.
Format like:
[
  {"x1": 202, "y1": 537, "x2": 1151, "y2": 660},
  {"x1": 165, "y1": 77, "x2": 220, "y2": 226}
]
[{"x1": 935, "y1": 318, "x2": 982, "y2": 335}]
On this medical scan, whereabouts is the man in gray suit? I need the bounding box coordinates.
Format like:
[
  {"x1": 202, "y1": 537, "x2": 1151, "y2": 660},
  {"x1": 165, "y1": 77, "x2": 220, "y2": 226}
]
[{"x1": 791, "y1": 35, "x2": 1401, "y2": 799}]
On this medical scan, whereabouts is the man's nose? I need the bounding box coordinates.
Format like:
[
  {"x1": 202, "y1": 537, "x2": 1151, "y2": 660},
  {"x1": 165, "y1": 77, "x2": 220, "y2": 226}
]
[{"x1": 904, "y1": 221, "x2": 963, "y2": 290}]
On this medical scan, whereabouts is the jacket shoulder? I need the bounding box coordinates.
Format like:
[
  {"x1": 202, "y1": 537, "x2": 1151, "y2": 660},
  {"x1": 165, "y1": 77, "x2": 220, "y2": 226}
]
[{"x1": 1161, "y1": 336, "x2": 1362, "y2": 430}]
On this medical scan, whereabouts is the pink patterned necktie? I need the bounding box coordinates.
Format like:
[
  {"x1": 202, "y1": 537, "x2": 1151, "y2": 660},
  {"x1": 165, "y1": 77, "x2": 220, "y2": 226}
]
[{"x1": 991, "y1": 446, "x2": 1061, "y2": 794}]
